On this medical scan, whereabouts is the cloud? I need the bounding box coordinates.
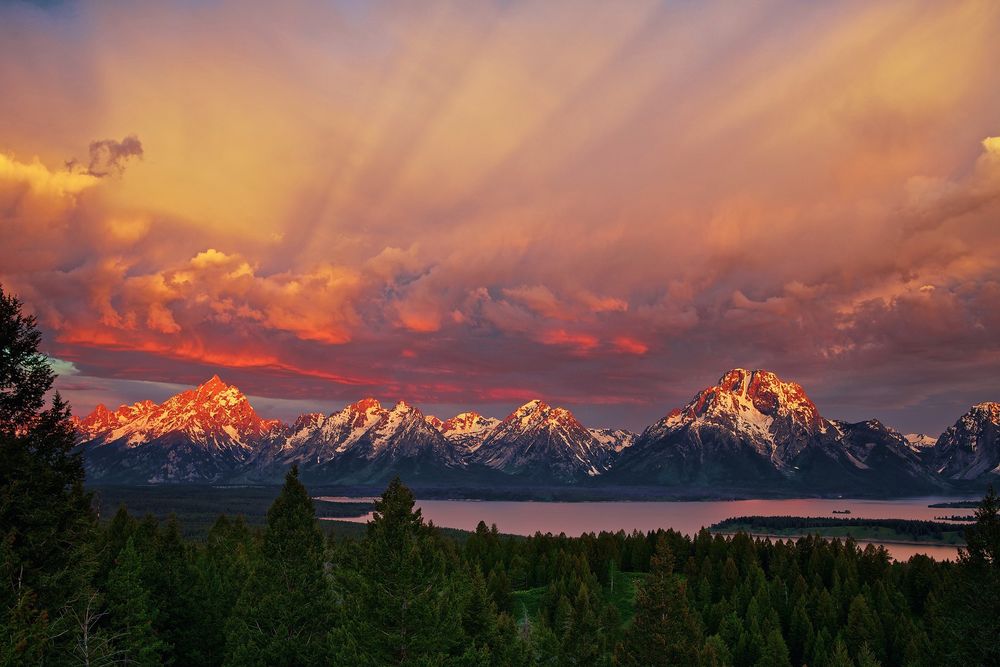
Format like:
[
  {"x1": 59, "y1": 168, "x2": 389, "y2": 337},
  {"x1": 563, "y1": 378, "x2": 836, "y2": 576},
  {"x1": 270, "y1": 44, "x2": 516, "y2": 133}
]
[
  {"x1": 612, "y1": 336, "x2": 648, "y2": 356},
  {"x1": 901, "y1": 134, "x2": 1000, "y2": 232},
  {"x1": 46, "y1": 357, "x2": 80, "y2": 378},
  {"x1": 190, "y1": 248, "x2": 238, "y2": 269},
  {"x1": 539, "y1": 329, "x2": 600, "y2": 355},
  {"x1": 1, "y1": 1, "x2": 999, "y2": 433},
  {"x1": 80, "y1": 134, "x2": 143, "y2": 177},
  {"x1": 0, "y1": 152, "x2": 99, "y2": 197}
]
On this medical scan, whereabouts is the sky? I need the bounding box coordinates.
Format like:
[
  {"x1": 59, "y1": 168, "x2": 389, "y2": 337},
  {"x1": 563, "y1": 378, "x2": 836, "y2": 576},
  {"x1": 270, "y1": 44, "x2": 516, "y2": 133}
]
[{"x1": 2, "y1": 0, "x2": 999, "y2": 434}]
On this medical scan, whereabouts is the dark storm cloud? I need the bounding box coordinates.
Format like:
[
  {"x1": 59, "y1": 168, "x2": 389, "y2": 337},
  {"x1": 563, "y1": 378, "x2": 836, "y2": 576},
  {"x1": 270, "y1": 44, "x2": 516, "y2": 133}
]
[{"x1": 67, "y1": 134, "x2": 144, "y2": 177}]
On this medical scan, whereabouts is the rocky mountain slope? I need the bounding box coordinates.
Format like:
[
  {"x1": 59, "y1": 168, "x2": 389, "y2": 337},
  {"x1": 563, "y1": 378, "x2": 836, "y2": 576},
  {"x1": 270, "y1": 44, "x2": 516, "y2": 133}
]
[
  {"x1": 925, "y1": 402, "x2": 1000, "y2": 482},
  {"x1": 472, "y1": 400, "x2": 619, "y2": 481},
  {"x1": 74, "y1": 371, "x2": 995, "y2": 492},
  {"x1": 438, "y1": 412, "x2": 500, "y2": 453},
  {"x1": 608, "y1": 369, "x2": 945, "y2": 494},
  {"x1": 80, "y1": 375, "x2": 282, "y2": 483},
  {"x1": 246, "y1": 398, "x2": 464, "y2": 484}
]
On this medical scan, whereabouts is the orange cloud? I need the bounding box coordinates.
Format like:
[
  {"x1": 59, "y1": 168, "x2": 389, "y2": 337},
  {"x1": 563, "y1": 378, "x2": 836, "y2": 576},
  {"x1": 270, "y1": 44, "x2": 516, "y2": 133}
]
[
  {"x1": 612, "y1": 336, "x2": 648, "y2": 356},
  {"x1": 539, "y1": 329, "x2": 600, "y2": 354},
  {"x1": 2, "y1": 1, "x2": 1000, "y2": 431}
]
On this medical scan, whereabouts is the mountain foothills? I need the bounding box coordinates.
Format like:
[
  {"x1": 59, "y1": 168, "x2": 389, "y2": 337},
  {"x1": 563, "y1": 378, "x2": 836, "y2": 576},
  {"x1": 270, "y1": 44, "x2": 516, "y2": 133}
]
[{"x1": 73, "y1": 370, "x2": 999, "y2": 494}]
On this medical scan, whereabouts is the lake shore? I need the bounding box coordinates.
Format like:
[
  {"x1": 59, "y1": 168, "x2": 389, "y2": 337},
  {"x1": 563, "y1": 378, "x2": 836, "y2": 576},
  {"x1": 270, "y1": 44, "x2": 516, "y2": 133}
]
[{"x1": 709, "y1": 529, "x2": 965, "y2": 548}]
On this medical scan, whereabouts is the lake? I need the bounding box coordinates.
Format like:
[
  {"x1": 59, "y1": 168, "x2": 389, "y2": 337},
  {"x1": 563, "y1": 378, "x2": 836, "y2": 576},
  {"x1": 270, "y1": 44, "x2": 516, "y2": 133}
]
[{"x1": 317, "y1": 495, "x2": 978, "y2": 561}]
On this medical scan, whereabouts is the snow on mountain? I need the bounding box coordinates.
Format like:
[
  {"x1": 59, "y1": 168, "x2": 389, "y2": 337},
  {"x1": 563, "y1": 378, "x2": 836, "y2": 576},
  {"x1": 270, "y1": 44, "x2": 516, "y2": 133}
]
[
  {"x1": 72, "y1": 370, "x2": 992, "y2": 492},
  {"x1": 589, "y1": 428, "x2": 637, "y2": 453},
  {"x1": 73, "y1": 400, "x2": 157, "y2": 440},
  {"x1": 905, "y1": 433, "x2": 938, "y2": 450},
  {"x1": 611, "y1": 368, "x2": 941, "y2": 494},
  {"x1": 473, "y1": 399, "x2": 615, "y2": 480},
  {"x1": 79, "y1": 375, "x2": 284, "y2": 483},
  {"x1": 926, "y1": 402, "x2": 1000, "y2": 480},
  {"x1": 244, "y1": 398, "x2": 464, "y2": 482},
  {"x1": 638, "y1": 368, "x2": 829, "y2": 469},
  {"x1": 357, "y1": 400, "x2": 457, "y2": 460},
  {"x1": 437, "y1": 412, "x2": 501, "y2": 452},
  {"x1": 830, "y1": 418, "x2": 939, "y2": 489},
  {"x1": 88, "y1": 375, "x2": 282, "y2": 450}
]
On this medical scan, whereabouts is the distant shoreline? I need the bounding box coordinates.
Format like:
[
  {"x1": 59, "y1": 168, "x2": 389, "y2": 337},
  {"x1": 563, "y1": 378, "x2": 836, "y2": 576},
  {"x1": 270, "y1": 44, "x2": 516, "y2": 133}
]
[
  {"x1": 709, "y1": 529, "x2": 965, "y2": 548},
  {"x1": 87, "y1": 481, "x2": 989, "y2": 504}
]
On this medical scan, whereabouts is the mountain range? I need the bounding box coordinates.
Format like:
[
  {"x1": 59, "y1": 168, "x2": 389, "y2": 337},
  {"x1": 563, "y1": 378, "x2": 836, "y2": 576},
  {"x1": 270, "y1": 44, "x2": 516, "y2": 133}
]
[{"x1": 73, "y1": 369, "x2": 999, "y2": 496}]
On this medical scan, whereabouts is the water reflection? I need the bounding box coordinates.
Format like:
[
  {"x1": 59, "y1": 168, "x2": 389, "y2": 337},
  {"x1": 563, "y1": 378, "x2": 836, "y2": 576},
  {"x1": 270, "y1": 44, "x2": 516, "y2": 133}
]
[{"x1": 320, "y1": 495, "x2": 977, "y2": 561}]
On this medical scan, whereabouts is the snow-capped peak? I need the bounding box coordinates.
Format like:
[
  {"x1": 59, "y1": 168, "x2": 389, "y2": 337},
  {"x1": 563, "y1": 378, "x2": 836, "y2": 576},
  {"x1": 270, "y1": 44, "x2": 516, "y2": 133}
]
[
  {"x1": 927, "y1": 401, "x2": 1000, "y2": 481},
  {"x1": 638, "y1": 368, "x2": 832, "y2": 468},
  {"x1": 502, "y1": 399, "x2": 583, "y2": 431},
  {"x1": 589, "y1": 427, "x2": 637, "y2": 452},
  {"x1": 76, "y1": 400, "x2": 158, "y2": 439},
  {"x1": 342, "y1": 398, "x2": 385, "y2": 428},
  {"x1": 195, "y1": 373, "x2": 227, "y2": 396},
  {"x1": 351, "y1": 397, "x2": 383, "y2": 412},
  {"x1": 392, "y1": 399, "x2": 416, "y2": 414},
  {"x1": 904, "y1": 433, "x2": 937, "y2": 449},
  {"x1": 971, "y1": 401, "x2": 1000, "y2": 420},
  {"x1": 77, "y1": 376, "x2": 284, "y2": 453},
  {"x1": 438, "y1": 411, "x2": 501, "y2": 452},
  {"x1": 291, "y1": 412, "x2": 327, "y2": 432},
  {"x1": 442, "y1": 411, "x2": 495, "y2": 434},
  {"x1": 669, "y1": 368, "x2": 825, "y2": 434},
  {"x1": 475, "y1": 400, "x2": 614, "y2": 478}
]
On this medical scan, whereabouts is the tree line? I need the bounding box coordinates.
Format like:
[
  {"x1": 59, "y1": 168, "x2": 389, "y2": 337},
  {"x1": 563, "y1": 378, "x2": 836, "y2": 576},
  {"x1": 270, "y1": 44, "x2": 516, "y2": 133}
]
[
  {"x1": 711, "y1": 516, "x2": 965, "y2": 541},
  {"x1": 3, "y1": 285, "x2": 999, "y2": 666}
]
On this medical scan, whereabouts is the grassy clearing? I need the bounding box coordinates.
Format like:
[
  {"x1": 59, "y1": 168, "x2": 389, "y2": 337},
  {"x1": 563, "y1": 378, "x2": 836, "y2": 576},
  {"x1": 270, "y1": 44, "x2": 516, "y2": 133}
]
[{"x1": 512, "y1": 570, "x2": 648, "y2": 626}]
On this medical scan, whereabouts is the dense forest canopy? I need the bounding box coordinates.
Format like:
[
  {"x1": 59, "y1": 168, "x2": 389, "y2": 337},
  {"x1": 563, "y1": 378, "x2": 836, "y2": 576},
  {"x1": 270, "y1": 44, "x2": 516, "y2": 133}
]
[{"x1": 3, "y1": 285, "x2": 1000, "y2": 665}]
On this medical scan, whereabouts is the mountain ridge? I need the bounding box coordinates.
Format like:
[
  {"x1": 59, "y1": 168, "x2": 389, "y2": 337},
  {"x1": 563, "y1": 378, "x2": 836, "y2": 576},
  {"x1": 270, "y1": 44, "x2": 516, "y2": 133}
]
[{"x1": 74, "y1": 371, "x2": 997, "y2": 492}]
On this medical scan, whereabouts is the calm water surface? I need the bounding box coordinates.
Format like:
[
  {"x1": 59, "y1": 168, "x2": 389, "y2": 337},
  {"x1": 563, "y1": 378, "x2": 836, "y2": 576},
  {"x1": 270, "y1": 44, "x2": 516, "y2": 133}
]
[{"x1": 319, "y1": 496, "x2": 977, "y2": 561}]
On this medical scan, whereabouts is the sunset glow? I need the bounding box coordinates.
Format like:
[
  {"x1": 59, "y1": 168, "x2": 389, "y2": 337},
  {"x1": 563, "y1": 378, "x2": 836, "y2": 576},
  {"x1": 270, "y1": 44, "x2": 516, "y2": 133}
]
[{"x1": 3, "y1": 0, "x2": 999, "y2": 433}]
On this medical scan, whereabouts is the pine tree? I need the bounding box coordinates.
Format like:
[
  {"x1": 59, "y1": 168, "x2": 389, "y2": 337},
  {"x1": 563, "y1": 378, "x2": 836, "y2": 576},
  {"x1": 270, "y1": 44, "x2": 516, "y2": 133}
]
[
  {"x1": 755, "y1": 628, "x2": 791, "y2": 667},
  {"x1": 0, "y1": 572, "x2": 48, "y2": 666},
  {"x1": 342, "y1": 477, "x2": 462, "y2": 665},
  {"x1": 487, "y1": 566, "x2": 514, "y2": 615},
  {"x1": 96, "y1": 505, "x2": 138, "y2": 588},
  {"x1": 856, "y1": 643, "x2": 881, "y2": 667},
  {"x1": 616, "y1": 534, "x2": 703, "y2": 666},
  {"x1": 188, "y1": 515, "x2": 255, "y2": 666},
  {"x1": 787, "y1": 596, "x2": 813, "y2": 665},
  {"x1": 702, "y1": 634, "x2": 732, "y2": 667},
  {"x1": 810, "y1": 628, "x2": 832, "y2": 667},
  {"x1": 825, "y1": 638, "x2": 854, "y2": 667},
  {"x1": 845, "y1": 594, "x2": 880, "y2": 661},
  {"x1": 560, "y1": 585, "x2": 602, "y2": 664},
  {"x1": 106, "y1": 538, "x2": 166, "y2": 666},
  {"x1": 932, "y1": 486, "x2": 1000, "y2": 666},
  {"x1": 458, "y1": 567, "x2": 526, "y2": 666},
  {"x1": 224, "y1": 466, "x2": 336, "y2": 665},
  {"x1": 0, "y1": 285, "x2": 55, "y2": 433},
  {"x1": 527, "y1": 621, "x2": 560, "y2": 664},
  {"x1": 146, "y1": 516, "x2": 197, "y2": 662},
  {"x1": 462, "y1": 567, "x2": 497, "y2": 647},
  {"x1": 962, "y1": 485, "x2": 1000, "y2": 568},
  {"x1": 722, "y1": 556, "x2": 740, "y2": 596},
  {"x1": 0, "y1": 286, "x2": 96, "y2": 660}
]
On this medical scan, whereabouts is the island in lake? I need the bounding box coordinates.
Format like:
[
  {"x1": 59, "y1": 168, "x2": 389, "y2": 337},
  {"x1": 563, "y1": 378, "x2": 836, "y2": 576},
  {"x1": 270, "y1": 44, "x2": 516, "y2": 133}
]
[{"x1": 710, "y1": 515, "x2": 968, "y2": 546}]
